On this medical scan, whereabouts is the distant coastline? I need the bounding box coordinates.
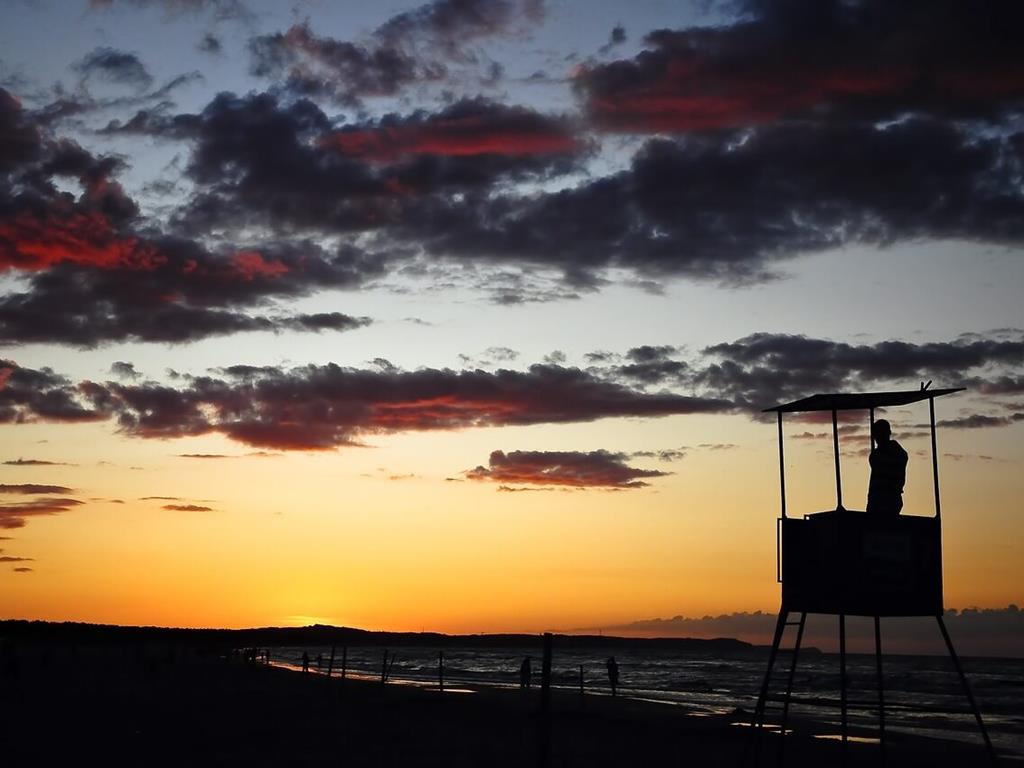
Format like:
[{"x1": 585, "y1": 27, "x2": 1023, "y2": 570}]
[{"x1": 0, "y1": 619, "x2": 760, "y2": 654}]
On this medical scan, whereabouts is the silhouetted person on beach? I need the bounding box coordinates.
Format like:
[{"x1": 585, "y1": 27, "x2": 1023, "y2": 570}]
[
  {"x1": 519, "y1": 656, "x2": 532, "y2": 690},
  {"x1": 301, "y1": 651, "x2": 310, "y2": 673},
  {"x1": 606, "y1": 656, "x2": 619, "y2": 696},
  {"x1": 867, "y1": 419, "x2": 908, "y2": 515}
]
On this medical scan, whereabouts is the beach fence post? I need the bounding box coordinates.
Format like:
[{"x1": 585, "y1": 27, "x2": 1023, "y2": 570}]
[
  {"x1": 381, "y1": 650, "x2": 389, "y2": 686},
  {"x1": 341, "y1": 646, "x2": 347, "y2": 680},
  {"x1": 439, "y1": 650, "x2": 445, "y2": 692},
  {"x1": 540, "y1": 632, "x2": 553, "y2": 768},
  {"x1": 327, "y1": 645, "x2": 335, "y2": 677}
]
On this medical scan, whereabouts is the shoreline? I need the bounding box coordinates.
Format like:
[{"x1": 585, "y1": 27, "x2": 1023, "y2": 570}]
[{"x1": 0, "y1": 639, "x2": 1015, "y2": 766}]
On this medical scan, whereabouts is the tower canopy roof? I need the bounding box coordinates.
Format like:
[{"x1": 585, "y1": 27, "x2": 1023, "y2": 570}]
[{"x1": 763, "y1": 388, "x2": 963, "y2": 413}]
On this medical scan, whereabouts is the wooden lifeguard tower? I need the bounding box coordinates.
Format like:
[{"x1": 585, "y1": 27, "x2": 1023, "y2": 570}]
[{"x1": 745, "y1": 387, "x2": 998, "y2": 766}]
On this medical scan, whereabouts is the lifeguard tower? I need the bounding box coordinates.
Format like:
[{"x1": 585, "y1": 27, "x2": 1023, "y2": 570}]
[{"x1": 745, "y1": 387, "x2": 998, "y2": 766}]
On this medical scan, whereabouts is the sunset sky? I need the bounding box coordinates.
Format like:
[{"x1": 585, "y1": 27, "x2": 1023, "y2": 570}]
[{"x1": 1, "y1": 0, "x2": 1022, "y2": 643}]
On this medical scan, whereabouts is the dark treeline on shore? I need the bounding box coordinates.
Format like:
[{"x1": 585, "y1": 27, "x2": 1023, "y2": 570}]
[{"x1": 0, "y1": 619, "x2": 760, "y2": 654}]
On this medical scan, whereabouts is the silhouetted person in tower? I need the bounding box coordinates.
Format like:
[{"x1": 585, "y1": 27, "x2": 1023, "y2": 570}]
[
  {"x1": 867, "y1": 419, "x2": 908, "y2": 515},
  {"x1": 606, "y1": 656, "x2": 619, "y2": 696},
  {"x1": 519, "y1": 656, "x2": 532, "y2": 690}
]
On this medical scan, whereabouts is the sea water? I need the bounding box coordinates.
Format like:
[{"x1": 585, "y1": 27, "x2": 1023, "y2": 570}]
[{"x1": 271, "y1": 644, "x2": 1024, "y2": 758}]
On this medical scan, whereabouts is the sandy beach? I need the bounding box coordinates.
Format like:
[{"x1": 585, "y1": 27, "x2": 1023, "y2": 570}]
[{"x1": 0, "y1": 638, "x2": 1007, "y2": 767}]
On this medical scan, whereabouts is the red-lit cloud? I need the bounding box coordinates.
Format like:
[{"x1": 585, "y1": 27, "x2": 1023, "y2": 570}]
[
  {"x1": 99, "y1": 363, "x2": 729, "y2": 450},
  {"x1": 575, "y1": 6, "x2": 1024, "y2": 134},
  {"x1": 322, "y1": 102, "x2": 580, "y2": 162},
  {"x1": 0, "y1": 211, "x2": 164, "y2": 272},
  {"x1": 466, "y1": 449, "x2": 670, "y2": 489},
  {"x1": 230, "y1": 250, "x2": 290, "y2": 280}
]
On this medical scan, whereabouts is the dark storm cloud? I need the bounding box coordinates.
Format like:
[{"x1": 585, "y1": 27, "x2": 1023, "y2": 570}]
[
  {"x1": 397, "y1": 119, "x2": 1024, "y2": 286},
  {"x1": 81, "y1": 363, "x2": 730, "y2": 450},
  {"x1": 73, "y1": 48, "x2": 153, "y2": 92},
  {"x1": 162, "y1": 93, "x2": 581, "y2": 236},
  {"x1": 614, "y1": 345, "x2": 687, "y2": 385},
  {"x1": 248, "y1": 21, "x2": 422, "y2": 105},
  {"x1": 1, "y1": 89, "x2": 380, "y2": 346},
  {"x1": 320, "y1": 98, "x2": 582, "y2": 163},
  {"x1": 2, "y1": 328, "x2": 1022, "y2": 451},
  {"x1": 466, "y1": 449, "x2": 669, "y2": 489},
  {"x1": 0, "y1": 89, "x2": 42, "y2": 174},
  {"x1": 958, "y1": 374, "x2": 1024, "y2": 396},
  {"x1": 695, "y1": 332, "x2": 1024, "y2": 410},
  {"x1": 0, "y1": 267, "x2": 374, "y2": 346},
  {"x1": 0, "y1": 360, "x2": 109, "y2": 423},
  {"x1": 93, "y1": 91, "x2": 1024, "y2": 296},
  {"x1": 575, "y1": 0, "x2": 1024, "y2": 133},
  {"x1": 248, "y1": 0, "x2": 544, "y2": 105}
]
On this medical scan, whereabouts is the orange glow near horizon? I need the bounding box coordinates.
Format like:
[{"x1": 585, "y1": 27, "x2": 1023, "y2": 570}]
[{"x1": 2, "y1": 407, "x2": 1020, "y2": 635}]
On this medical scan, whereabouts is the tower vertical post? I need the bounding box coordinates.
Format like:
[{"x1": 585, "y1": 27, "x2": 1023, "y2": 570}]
[
  {"x1": 930, "y1": 397, "x2": 942, "y2": 520},
  {"x1": 832, "y1": 409, "x2": 843, "y2": 510},
  {"x1": 777, "y1": 412, "x2": 787, "y2": 518}
]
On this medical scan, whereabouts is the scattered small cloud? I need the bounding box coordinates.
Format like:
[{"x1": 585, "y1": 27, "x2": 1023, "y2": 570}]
[
  {"x1": 162, "y1": 503, "x2": 213, "y2": 512},
  {"x1": 198, "y1": 32, "x2": 223, "y2": 55},
  {"x1": 466, "y1": 449, "x2": 670, "y2": 490},
  {"x1": 110, "y1": 361, "x2": 141, "y2": 379},
  {"x1": 0, "y1": 497, "x2": 83, "y2": 528},
  {"x1": 73, "y1": 47, "x2": 154, "y2": 92},
  {"x1": 0, "y1": 484, "x2": 74, "y2": 494},
  {"x1": 2, "y1": 459, "x2": 75, "y2": 466}
]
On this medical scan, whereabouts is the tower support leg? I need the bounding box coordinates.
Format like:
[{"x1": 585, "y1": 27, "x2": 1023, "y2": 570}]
[
  {"x1": 874, "y1": 616, "x2": 886, "y2": 767},
  {"x1": 840, "y1": 613, "x2": 848, "y2": 767},
  {"x1": 742, "y1": 609, "x2": 788, "y2": 766},
  {"x1": 936, "y1": 615, "x2": 998, "y2": 766},
  {"x1": 777, "y1": 612, "x2": 806, "y2": 766}
]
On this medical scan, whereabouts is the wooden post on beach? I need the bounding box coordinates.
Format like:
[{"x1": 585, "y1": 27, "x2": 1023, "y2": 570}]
[
  {"x1": 439, "y1": 650, "x2": 444, "y2": 692},
  {"x1": 341, "y1": 646, "x2": 347, "y2": 680},
  {"x1": 381, "y1": 650, "x2": 389, "y2": 686},
  {"x1": 540, "y1": 632, "x2": 553, "y2": 768},
  {"x1": 327, "y1": 645, "x2": 335, "y2": 677}
]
